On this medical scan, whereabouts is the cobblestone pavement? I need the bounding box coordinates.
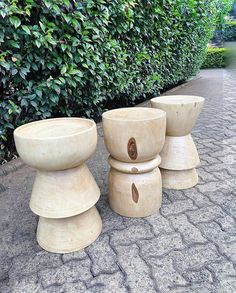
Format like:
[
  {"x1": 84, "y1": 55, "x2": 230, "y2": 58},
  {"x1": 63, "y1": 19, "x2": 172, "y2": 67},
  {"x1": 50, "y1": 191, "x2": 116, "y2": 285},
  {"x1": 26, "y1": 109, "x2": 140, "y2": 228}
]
[{"x1": 1, "y1": 69, "x2": 236, "y2": 293}]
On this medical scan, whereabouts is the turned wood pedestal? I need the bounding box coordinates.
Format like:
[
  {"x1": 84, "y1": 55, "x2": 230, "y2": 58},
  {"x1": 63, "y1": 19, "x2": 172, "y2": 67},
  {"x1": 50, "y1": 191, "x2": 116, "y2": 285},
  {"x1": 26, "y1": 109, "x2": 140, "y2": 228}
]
[
  {"x1": 14, "y1": 118, "x2": 102, "y2": 253},
  {"x1": 102, "y1": 108, "x2": 166, "y2": 217},
  {"x1": 151, "y1": 95, "x2": 205, "y2": 190}
]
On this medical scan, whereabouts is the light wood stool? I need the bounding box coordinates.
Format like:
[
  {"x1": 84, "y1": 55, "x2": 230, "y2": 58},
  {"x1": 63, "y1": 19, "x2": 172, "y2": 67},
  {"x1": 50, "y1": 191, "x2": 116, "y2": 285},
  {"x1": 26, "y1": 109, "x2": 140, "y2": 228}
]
[
  {"x1": 102, "y1": 108, "x2": 166, "y2": 217},
  {"x1": 151, "y1": 95, "x2": 205, "y2": 189},
  {"x1": 14, "y1": 118, "x2": 102, "y2": 253}
]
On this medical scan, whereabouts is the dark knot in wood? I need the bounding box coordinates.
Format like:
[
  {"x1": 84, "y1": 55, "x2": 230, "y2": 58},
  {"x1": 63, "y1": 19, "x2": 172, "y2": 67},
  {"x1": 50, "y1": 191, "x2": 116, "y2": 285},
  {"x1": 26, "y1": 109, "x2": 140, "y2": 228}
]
[
  {"x1": 132, "y1": 183, "x2": 139, "y2": 203},
  {"x1": 127, "y1": 137, "x2": 138, "y2": 160}
]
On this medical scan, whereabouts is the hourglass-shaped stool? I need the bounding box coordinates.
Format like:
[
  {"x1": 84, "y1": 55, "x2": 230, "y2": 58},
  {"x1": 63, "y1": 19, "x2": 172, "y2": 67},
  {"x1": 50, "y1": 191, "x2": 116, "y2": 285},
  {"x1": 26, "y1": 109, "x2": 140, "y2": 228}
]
[
  {"x1": 151, "y1": 95, "x2": 205, "y2": 189},
  {"x1": 14, "y1": 118, "x2": 102, "y2": 253},
  {"x1": 102, "y1": 108, "x2": 166, "y2": 217}
]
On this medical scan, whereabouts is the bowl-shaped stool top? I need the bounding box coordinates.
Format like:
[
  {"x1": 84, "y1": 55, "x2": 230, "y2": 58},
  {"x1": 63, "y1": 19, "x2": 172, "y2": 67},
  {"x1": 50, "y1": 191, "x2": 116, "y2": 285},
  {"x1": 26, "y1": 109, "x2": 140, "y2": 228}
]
[
  {"x1": 14, "y1": 118, "x2": 97, "y2": 171},
  {"x1": 151, "y1": 95, "x2": 204, "y2": 136},
  {"x1": 102, "y1": 107, "x2": 166, "y2": 163}
]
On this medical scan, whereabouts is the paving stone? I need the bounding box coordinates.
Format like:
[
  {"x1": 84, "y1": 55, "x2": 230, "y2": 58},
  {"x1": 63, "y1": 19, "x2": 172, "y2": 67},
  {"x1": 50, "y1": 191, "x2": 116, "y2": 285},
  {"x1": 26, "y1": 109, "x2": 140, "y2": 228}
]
[
  {"x1": 206, "y1": 191, "x2": 236, "y2": 206},
  {"x1": 222, "y1": 154, "x2": 236, "y2": 165},
  {"x1": 226, "y1": 163, "x2": 236, "y2": 177},
  {"x1": 86, "y1": 234, "x2": 118, "y2": 276},
  {"x1": 218, "y1": 242, "x2": 236, "y2": 263},
  {"x1": 204, "y1": 156, "x2": 223, "y2": 165},
  {"x1": 38, "y1": 258, "x2": 92, "y2": 288},
  {"x1": 161, "y1": 193, "x2": 172, "y2": 204},
  {"x1": 9, "y1": 251, "x2": 62, "y2": 280},
  {"x1": 56, "y1": 281, "x2": 87, "y2": 293},
  {"x1": 182, "y1": 268, "x2": 213, "y2": 284},
  {"x1": 0, "y1": 252, "x2": 12, "y2": 282},
  {"x1": 62, "y1": 250, "x2": 87, "y2": 263},
  {"x1": 96, "y1": 197, "x2": 126, "y2": 233},
  {"x1": 197, "y1": 221, "x2": 236, "y2": 245},
  {"x1": 0, "y1": 280, "x2": 11, "y2": 293},
  {"x1": 171, "y1": 243, "x2": 223, "y2": 272},
  {"x1": 115, "y1": 244, "x2": 157, "y2": 292},
  {"x1": 161, "y1": 199, "x2": 197, "y2": 216},
  {"x1": 122, "y1": 216, "x2": 148, "y2": 228},
  {"x1": 198, "y1": 168, "x2": 219, "y2": 182},
  {"x1": 140, "y1": 233, "x2": 185, "y2": 258},
  {"x1": 210, "y1": 168, "x2": 232, "y2": 181},
  {"x1": 220, "y1": 197, "x2": 236, "y2": 219},
  {"x1": 198, "y1": 147, "x2": 214, "y2": 156},
  {"x1": 183, "y1": 188, "x2": 212, "y2": 208},
  {"x1": 6, "y1": 275, "x2": 42, "y2": 293},
  {"x1": 110, "y1": 222, "x2": 154, "y2": 247},
  {"x1": 197, "y1": 179, "x2": 235, "y2": 194},
  {"x1": 185, "y1": 205, "x2": 225, "y2": 224},
  {"x1": 199, "y1": 158, "x2": 209, "y2": 167},
  {"x1": 205, "y1": 162, "x2": 232, "y2": 174},
  {"x1": 6, "y1": 237, "x2": 41, "y2": 259},
  {"x1": 216, "y1": 278, "x2": 236, "y2": 293},
  {"x1": 206, "y1": 260, "x2": 236, "y2": 280},
  {"x1": 147, "y1": 256, "x2": 188, "y2": 292},
  {"x1": 215, "y1": 215, "x2": 236, "y2": 234},
  {"x1": 87, "y1": 271, "x2": 127, "y2": 293},
  {"x1": 145, "y1": 213, "x2": 174, "y2": 235},
  {"x1": 163, "y1": 190, "x2": 187, "y2": 202},
  {"x1": 168, "y1": 283, "x2": 215, "y2": 293},
  {"x1": 169, "y1": 214, "x2": 207, "y2": 245}
]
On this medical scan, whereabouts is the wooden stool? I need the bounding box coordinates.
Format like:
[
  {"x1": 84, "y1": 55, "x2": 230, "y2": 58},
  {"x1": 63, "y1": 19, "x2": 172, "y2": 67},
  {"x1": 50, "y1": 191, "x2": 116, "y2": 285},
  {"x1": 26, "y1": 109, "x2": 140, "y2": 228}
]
[
  {"x1": 151, "y1": 95, "x2": 205, "y2": 189},
  {"x1": 102, "y1": 108, "x2": 166, "y2": 217},
  {"x1": 14, "y1": 118, "x2": 102, "y2": 253}
]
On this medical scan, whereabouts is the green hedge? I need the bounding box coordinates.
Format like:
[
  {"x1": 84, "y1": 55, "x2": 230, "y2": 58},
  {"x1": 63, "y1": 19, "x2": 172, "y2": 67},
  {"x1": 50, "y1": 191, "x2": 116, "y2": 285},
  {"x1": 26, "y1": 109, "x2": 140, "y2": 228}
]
[
  {"x1": 215, "y1": 0, "x2": 235, "y2": 29},
  {"x1": 201, "y1": 48, "x2": 229, "y2": 69},
  {"x1": 0, "y1": 1, "x2": 219, "y2": 162},
  {"x1": 224, "y1": 21, "x2": 236, "y2": 41}
]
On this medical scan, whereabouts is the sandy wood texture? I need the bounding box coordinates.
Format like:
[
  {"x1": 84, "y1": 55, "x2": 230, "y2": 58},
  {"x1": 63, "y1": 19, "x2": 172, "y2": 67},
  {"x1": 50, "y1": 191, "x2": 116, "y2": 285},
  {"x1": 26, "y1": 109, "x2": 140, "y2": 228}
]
[
  {"x1": 161, "y1": 168, "x2": 198, "y2": 190},
  {"x1": 14, "y1": 118, "x2": 102, "y2": 253},
  {"x1": 30, "y1": 164, "x2": 100, "y2": 218},
  {"x1": 151, "y1": 95, "x2": 204, "y2": 136},
  {"x1": 151, "y1": 95, "x2": 204, "y2": 189},
  {"x1": 103, "y1": 107, "x2": 166, "y2": 217},
  {"x1": 159, "y1": 135, "x2": 200, "y2": 170},
  {"x1": 37, "y1": 207, "x2": 102, "y2": 253},
  {"x1": 14, "y1": 118, "x2": 97, "y2": 171},
  {"x1": 108, "y1": 159, "x2": 162, "y2": 217},
  {"x1": 102, "y1": 107, "x2": 166, "y2": 163},
  {"x1": 108, "y1": 155, "x2": 161, "y2": 174}
]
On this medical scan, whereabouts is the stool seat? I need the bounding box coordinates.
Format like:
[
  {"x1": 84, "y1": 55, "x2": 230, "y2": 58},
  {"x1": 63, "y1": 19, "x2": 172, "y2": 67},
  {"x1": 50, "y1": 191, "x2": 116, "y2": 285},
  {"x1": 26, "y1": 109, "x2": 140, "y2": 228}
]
[
  {"x1": 151, "y1": 95, "x2": 204, "y2": 136},
  {"x1": 102, "y1": 107, "x2": 166, "y2": 163},
  {"x1": 14, "y1": 118, "x2": 97, "y2": 171}
]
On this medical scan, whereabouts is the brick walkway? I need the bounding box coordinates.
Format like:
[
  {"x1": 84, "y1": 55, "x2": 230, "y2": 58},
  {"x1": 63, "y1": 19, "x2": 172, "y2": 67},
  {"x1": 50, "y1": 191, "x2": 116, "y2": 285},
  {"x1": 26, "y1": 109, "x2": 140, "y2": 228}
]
[{"x1": 0, "y1": 69, "x2": 236, "y2": 292}]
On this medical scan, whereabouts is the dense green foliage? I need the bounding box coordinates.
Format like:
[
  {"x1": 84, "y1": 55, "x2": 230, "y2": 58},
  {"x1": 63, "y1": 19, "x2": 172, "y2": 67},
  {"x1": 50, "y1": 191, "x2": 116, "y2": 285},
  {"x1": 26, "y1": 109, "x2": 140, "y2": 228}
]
[
  {"x1": 0, "y1": 0, "x2": 220, "y2": 161},
  {"x1": 224, "y1": 21, "x2": 236, "y2": 41},
  {"x1": 201, "y1": 48, "x2": 229, "y2": 69},
  {"x1": 215, "y1": 0, "x2": 235, "y2": 29},
  {"x1": 211, "y1": 1, "x2": 235, "y2": 46}
]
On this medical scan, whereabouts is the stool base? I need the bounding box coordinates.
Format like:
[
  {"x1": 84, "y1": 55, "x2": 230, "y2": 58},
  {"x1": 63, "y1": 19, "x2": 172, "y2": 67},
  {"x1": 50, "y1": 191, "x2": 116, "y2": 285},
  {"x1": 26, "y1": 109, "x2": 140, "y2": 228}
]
[
  {"x1": 30, "y1": 164, "x2": 100, "y2": 218},
  {"x1": 36, "y1": 207, "x2": 102, "y2": 253},
  {"x1": 161, "y1": 168, "x2": 198, "y2": 190},
  {"x1": 159, "y1": 135, "x2": 200, "y2": 170},
  {"x1": 109, "y1": 164, "x2": 162, "y2": 218}
]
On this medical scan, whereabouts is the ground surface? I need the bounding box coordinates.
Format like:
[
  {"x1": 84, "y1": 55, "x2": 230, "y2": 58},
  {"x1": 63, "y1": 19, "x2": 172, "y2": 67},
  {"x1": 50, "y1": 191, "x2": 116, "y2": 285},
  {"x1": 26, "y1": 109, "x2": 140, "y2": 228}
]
[{"x1": 0, "y1": 69, "x2": 236, "y2": 293}]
